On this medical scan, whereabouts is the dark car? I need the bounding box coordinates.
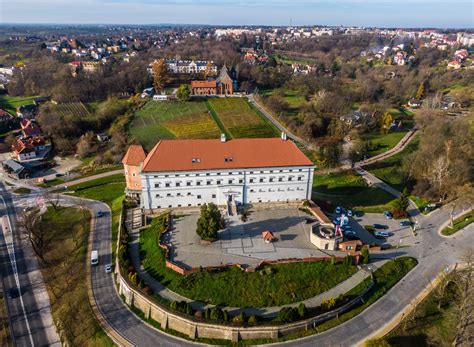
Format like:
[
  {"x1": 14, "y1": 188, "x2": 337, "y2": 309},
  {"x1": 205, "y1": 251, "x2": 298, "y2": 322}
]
[
  {"x1": 373, "y1": 223, "x2": 388, "y2": 230},
  {"x1": 346, "y1": 235, "x2": 360, "y2": 241},
  {"x1": 97, "y1": 211, "x2": 104, "y2": 218},
  {"x1": 400, "y1": 220, "x2": 412, "y2": 226},
  {"x1": 305, "y1": 218, "x2": 315, "y2": 224},
  {"x1": 7, "y1": 288, "x2": 20, "y2": 299}
]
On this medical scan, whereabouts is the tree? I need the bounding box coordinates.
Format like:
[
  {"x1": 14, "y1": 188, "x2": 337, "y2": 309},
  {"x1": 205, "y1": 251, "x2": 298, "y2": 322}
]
[
  {"x1": 196, "y1": 203, "x2": 224, "y2": 241},
  {"x1": 277, "y1": 307, "x2": 298, "y2": 322},
  {"x1": 392, "y1": 188, "x2": 410, "y2": 218},
  {"x1": 152, "y1": 59, "x2": 167, "y2": 93},
  {"x1": 379, "y1": 111, "x2": 393, "y2": 134},
  {"x1": 176, "y1": 84, "x2": 191, "y2": 102},
  {"x1": 361, "y1": 247, "x2": 370, "y2": 264},
  {"x1": 204, "y1": 62, "x2": 215, "y2": 77},
  {"x1": 18, "y1": 207, "x2": 46, "y2": 261},
  {"x1": 76, "y1": 131, "x2": 95, "y2": 158}
]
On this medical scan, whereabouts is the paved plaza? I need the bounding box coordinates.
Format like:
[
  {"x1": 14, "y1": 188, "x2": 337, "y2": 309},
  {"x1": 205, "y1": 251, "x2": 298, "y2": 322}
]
[{"x1": 168, "y1": 208, "x2": 331, "y2": 268}]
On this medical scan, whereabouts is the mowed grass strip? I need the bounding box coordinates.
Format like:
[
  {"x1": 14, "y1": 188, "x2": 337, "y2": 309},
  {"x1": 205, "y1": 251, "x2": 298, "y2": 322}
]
[
  {"x1": 313, "y1": 170, "x2": 397, "y2": 212},
  {"x1": 129, "y1": 100, "x2": 221, "y2": 150},
  {"x1": 0, "y1": 94, "x2": 38, "y2": 115},
  {"x1": 208, "y1": 98, "x2": 279, "y2": 138},
  {"x1": 139, "y1": 217, "x2": 357, "y2": 308},
  {"x1": 40, "y1": 207, "x2": 113, "y2": 346}
]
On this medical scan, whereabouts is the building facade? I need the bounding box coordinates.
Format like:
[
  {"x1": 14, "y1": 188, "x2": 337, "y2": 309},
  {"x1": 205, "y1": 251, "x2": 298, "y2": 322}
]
[{"x1": 123, "y1": 137, "x2": 315, "y2": 211}]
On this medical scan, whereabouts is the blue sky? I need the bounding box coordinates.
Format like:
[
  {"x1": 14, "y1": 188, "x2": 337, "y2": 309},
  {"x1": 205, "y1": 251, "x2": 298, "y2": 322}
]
[{"x1": 1, "y1": 0, "x2": 473, "y2": 28}]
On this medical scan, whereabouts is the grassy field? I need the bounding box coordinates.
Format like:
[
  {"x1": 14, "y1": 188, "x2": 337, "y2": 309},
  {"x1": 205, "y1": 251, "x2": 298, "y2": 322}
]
[
  {"x1": 64, "y1": 174, "x2": 125, "y2": 255},
  {"x1": 140, "y1": 215, "x2": 357, "y2": 307},
  {"x1": 441, "y1": 211, "x2": 473, "y2": 236},
  {"x1": 207, "y1": 98, "x2": 279, "y2": 138},
  {"x1": 312, "y1": 171, "x2": 397, "y2": 213},
  {"x1": 129, "y1": 100, "x2": 221, "y2": 150},
  {"x1": 261, "y1": 89, "x2": 306, "y2": 117},
  {"x1": 12, "y1": 187, "x2": 31, "y2": 195},
  {"x1": 39, "y1": 207, "x2": 113, "y2": 346},
  {"x1": 365, "y1": 136, "x2": 419, "y2": 191},
  {"x1": 361, "y1": 131, "x2": 410, "y2": 157},
  {"x1": 0, "y1": 94, "x2": 38, "y2": 115}
]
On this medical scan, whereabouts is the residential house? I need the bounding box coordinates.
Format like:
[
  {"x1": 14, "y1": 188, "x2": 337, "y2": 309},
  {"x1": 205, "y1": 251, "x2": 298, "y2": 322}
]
[
  {"x1": 11, "y1": 136, "x2": 48, "y2": 162},
  {"x1": 20, "y1": 119, "x2": 42, "y2": 137},
  {"x1": 16, "y1": 104, "x2": 38, "y2": 119},
  {"x1": 2, "y1": 159, "x2": 30, "y2": 179},
  {"x1": 0, "y1": 108, "x2": 13, "y2": 123}
]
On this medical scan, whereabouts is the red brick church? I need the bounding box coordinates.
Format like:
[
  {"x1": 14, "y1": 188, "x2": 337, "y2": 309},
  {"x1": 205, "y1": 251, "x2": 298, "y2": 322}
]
[{"x1": 191, "y1": 66, "x2": 236, "y2": 96}]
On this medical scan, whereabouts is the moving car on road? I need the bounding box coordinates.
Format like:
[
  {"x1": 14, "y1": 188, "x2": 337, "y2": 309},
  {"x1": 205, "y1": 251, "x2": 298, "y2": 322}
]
[
  {"x1": 91, "y1": 250, "x2": 98, "y2": 266},
  {"x1": 105, "y1": 264, "x2": 112, "y2": 273},
  {"x1": 7, "y1": 287, "x2": 21, "y2": 299}
]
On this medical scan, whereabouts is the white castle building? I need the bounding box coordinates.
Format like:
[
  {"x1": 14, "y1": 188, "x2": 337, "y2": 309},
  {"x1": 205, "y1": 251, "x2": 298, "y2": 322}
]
[{"x1": 122, "y1": 135, "x2": 315, "y2": 213}]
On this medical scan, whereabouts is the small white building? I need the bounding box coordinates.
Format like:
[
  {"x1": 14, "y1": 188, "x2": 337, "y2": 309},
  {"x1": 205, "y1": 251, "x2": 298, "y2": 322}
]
[{"x1": 123, "y1": 136, "x2": 315, "y2": 212}]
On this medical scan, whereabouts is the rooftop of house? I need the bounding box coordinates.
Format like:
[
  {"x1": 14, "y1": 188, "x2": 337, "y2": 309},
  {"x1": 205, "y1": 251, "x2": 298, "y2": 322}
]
[
  {"x1": 191, "y1": 80, "x2": 217, "y2": 88},
  {"x1": 139, "y1": 138, "x2": 314, "y2": 173}
]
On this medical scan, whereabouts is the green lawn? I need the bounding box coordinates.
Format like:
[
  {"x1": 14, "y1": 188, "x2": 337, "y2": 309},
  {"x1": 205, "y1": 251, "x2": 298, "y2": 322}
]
[
  {"x1": 365, "y1": 136, "x2": 419, "y2": 191},
  {"x1": 441, "y1": 212, "x2": 473, "y2": 236},
  {"x1": 38, "y1": 178, "x2": 65, "y2": 188},
  {"x1": 12, "y1": 187, "x2": 31, "y2": 195},
  {"x1": 0, "y1": 95, "x2": 38, "y2": 115},
  {"x1": 64, "y1": 174, "x2": 125, "y2": 255},
  {"x1": 129, "y1": 100, "x2": 221, "y2": 150},
  {"x1": 39, "y1": 207, "x2": 113, "y2": 346},
  {"x1": 261, "y1": 89, "x2": 306, "y2": 117},
  {"x1": 139, "y1": 215, "x2": 357, "y2": 308},
  {"x1": 312, "y1": 171, "x2": 397, "y2": 213},
  {"x1": 207, "y1": 98, "x2": 279, "y2": 138},
  {"x1": 361, "y1": 131, "x2": 409, "y2": 157}
]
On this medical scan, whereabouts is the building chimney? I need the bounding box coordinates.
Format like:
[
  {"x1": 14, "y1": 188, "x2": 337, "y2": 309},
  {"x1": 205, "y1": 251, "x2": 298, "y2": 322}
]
[
  {"x1": 281, "y1": 132, "x2": 287, "y2": 141},
  {"x1": 221, "y1": 133, "x2": 226, "y2": 143}
]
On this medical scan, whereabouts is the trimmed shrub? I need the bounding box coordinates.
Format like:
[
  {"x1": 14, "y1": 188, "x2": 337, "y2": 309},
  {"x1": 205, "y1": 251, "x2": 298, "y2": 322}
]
[
  {"x1": 248, "y1": 315, "x2": 258, "y2": 325},
  {"x1": 276, "y1": 307, "x2": 298, "y2": 323},
  {"x1": 297, "y1": 302, "x2": 306, "y2": 318},
  {"x1": 223, "y1": 310, "x2": 229, "y2": 322},
  {"x1": 321, "y1": 297, "x2": 337, "y2": 311}
]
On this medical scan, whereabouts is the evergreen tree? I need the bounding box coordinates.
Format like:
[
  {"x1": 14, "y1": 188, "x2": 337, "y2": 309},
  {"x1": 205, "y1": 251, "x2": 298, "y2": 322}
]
[
  {"x1": 176, "y1": 84, "x2": 191, "y2": 101},
  {"x1": 196, "y1": 203, "x2": 224, "y2": 241}
]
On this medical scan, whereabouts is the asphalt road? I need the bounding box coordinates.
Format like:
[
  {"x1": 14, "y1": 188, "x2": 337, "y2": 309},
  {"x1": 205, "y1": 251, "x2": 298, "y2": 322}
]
[
  {"x1": 0, "y1": 182, "x2": 55, "y2": 347},
  {"x1": 62, "y1": 196, "x2": 199, "y2": 347}
]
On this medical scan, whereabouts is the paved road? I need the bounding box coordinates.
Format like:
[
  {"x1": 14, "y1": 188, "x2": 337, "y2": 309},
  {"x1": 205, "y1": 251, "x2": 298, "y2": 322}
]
[
  {"x1": 59, "y1": 195, "x2": 198, "y2": 347},
  {"x1": 248, "y1": 94, "x2": 314, "y2": 149},
  {"x1": 0, "y1": 182, "x2": 60, "y2": 347}
]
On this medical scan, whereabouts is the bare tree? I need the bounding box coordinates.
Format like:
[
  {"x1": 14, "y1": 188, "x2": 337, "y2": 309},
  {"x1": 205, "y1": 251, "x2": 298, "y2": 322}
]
[
  {"x1": 18, "y1": 207, "x2": 45, "y2": 262},
  {"x1": 43, "y1": 191, "x2": 61, "y2": 212}
]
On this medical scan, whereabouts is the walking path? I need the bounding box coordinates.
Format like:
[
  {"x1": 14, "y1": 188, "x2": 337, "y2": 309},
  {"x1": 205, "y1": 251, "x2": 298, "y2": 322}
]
[{"x1": 128, "y1": 223, "x2": 385, "y2": 318}]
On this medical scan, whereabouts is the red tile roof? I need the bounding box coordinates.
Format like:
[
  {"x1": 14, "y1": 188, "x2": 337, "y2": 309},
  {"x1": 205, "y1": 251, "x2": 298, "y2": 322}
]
[
  {"x1": 122, "y1": 144, "x2": 146, "y2": 166},
  {"x1": 11, "y1": 137, "x2": 45, "y2": 154},
  {"x1": 262, "y1": 230, "x2": 276, "y2": 241},
  {"x1": 141, "y1": 138, "x2": 313, "y2": 173},
  {"x1": 191, "y1": 80, "x2": 216, "y2": 89}
]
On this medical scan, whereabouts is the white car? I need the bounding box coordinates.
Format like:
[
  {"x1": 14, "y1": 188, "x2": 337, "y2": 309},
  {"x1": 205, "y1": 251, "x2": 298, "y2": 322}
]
[
  {"x1": 344, "y1": 229, "x2": 356, "y2": 236},
  {"x1": 375, "y1": 231, "x2": 390, "y2": 238},
  {"x1": 105, "y1": 264, "x2": 112, "y2": 274}
]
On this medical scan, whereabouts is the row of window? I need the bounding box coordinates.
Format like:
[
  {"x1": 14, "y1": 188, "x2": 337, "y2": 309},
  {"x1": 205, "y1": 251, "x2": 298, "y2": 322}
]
[
  {"x1": 155, "y1": 186, "x2": 304, "y2": 198},
  {"x1": 155, "y1": 198, "x2": 301, "y2": 209},
  {"x1": 151, "y1": 168, "x2": 308, "y2": 179},
  {"x1": 154, "y1": 176, "x2": 305, "y2": 188}
]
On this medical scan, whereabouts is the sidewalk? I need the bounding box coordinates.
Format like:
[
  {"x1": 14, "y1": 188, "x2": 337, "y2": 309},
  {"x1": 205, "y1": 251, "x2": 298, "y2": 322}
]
[{"x1": 128, "y1": 223, "x2": 385, "y2": 318}]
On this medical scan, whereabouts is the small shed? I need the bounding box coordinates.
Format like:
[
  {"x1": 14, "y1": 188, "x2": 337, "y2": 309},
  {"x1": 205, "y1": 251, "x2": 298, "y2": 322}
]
[{"x1": 262, "y1": 231, "x2": 276, "y2": 243}]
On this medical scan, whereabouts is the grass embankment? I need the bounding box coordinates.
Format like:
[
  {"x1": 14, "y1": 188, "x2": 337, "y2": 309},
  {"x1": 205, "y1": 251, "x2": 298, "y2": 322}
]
[
  {"x1": 441, "y1": 211, "x2": 473, "y2": 236},
  {"x1": 139, "y1": 216, "x2": 357, "y2": 308},
  {"x1": 0, "y1": 94, "x2": 38, "y2": 115},
  {"x1": 39, "y1": 207, "x2": 113, "y2": 346},
  {"x1": 38, "y1": 178, "x2": 65, "y2": 188},
  {"x1": 64, "y1": 174, "x2": 125, "y2": 254},
  {"x1": 365, "y1": 136, "x2": 419, "y2": 192},
  {"x1": 0, "y1": 289, "x2": 11, "y2": 347},
  {"x1": 12, "y1": 187, "x2": 31, "y2": 195},
  {"x1": 313, "y1": 170, "x2": 397, "y2": 213},
  {"x1": 71, "y1": 156, "x2": 122, "y2": 179},
  {"x1": 362, "y1": 131, "x2": 409, "y2": 158},
  {"x1": 384, "y1": 277, "x2": 460, "y2": 346}
]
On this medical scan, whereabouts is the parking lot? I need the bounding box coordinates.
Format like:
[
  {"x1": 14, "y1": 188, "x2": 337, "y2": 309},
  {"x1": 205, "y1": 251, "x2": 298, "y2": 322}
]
[
  {"x1": 345, "y1": 212, "x2": 416, "y2": 248},
  {"x1": 167, "y1": 208, "x2": 333, "y2": 269}
]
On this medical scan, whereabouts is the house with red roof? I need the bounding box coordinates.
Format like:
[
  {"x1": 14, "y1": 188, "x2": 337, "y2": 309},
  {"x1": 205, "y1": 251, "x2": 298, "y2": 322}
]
[
  {"x1": 11, "y1": 136, "x2": 48, "y2": 162},
  {"x1": 122, "y1": 135, "x2": 315, "y2": 212},
  {"x1": 20, "y1": 119, "x2": 42, "y2": 137}
]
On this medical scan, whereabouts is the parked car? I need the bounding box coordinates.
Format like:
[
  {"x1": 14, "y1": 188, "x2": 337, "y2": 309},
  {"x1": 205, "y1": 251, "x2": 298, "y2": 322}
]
[
  {"x1": 347, "y1": 210, "x2": 353, "y2": 217},
  {"x1": 346, "y1": 235, "x2": 360, "y2": 241},
  {"x1": 105, "y1": 264, "x2": 112, "y2": 274},
  {"x1": 375, "y1": 231, "x2": 390, "y2": 238},
  {"x1": 400, "y1": 220, "x2": 412, "y2": 226},
  {"x1": 383, "y1": 211, "x2": 393, "y2": 219},
  {"x1": 344, "y1": 230, "x2": 357, "y2": 236},
  {"x1": 335, "y1": 206, "x2": 342, "y2": 214},
  {"x1": 373, "y1": 224, "x2": 388, "y2": 230},
  {"x1": 305, "y1": 218, "x2": 315, "y2": 224},
  {"x1": 7, "y1": 288, "x2": 20, "y2": 299}
]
